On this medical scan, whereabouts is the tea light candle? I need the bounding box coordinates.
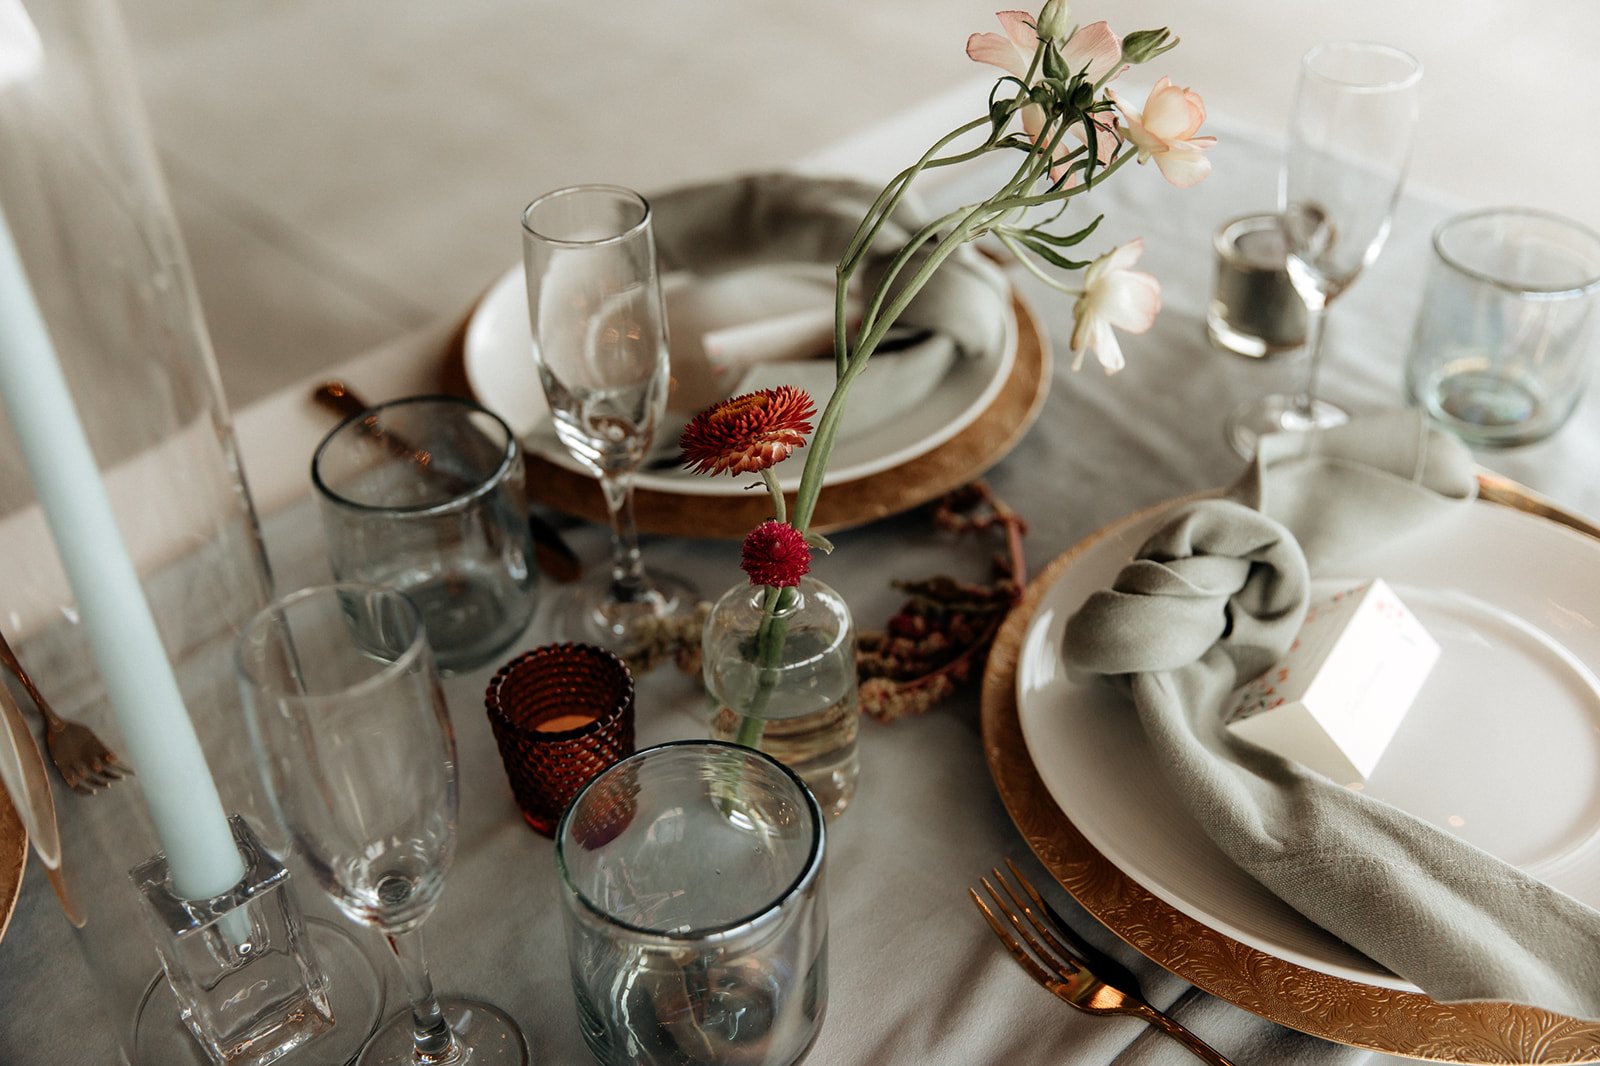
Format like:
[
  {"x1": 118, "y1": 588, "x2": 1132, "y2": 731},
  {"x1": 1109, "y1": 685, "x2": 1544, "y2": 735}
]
[{"x1": 0, "y1": 208, "x2": 244, "y2": 900}]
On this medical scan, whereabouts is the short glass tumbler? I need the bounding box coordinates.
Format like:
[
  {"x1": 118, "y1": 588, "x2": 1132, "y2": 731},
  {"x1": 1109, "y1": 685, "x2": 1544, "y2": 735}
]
[
  {"x1": 312, "y1": 395, "x2": 536, "y2": 674},
  {"x1": 485, "y1": 643, "x2": 637, "y2": 836},
  {"x1": 1208, "y1": 213, "x2": 1307, "y2": 359},
  {"x1": 1405, "y1": 207, "x2": 1600, "y2": 447},
  {"x1": 556, "y1": 742, "x2": 829, "y2": 1066}
]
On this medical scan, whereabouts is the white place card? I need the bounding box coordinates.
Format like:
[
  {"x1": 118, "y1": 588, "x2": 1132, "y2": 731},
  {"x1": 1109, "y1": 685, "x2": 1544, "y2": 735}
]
[{"x1": 1224, "y1": 578, "x2": 1440, "y2": 783}]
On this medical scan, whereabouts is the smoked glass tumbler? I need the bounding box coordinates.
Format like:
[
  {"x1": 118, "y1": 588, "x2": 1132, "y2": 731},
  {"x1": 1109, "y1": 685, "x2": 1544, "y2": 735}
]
[{"x1": 556, "y1": 741, "x2": 828, "y2": 1066}]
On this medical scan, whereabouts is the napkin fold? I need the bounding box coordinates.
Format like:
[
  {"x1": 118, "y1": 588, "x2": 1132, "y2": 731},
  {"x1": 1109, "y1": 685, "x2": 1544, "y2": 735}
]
[
  {"x1": 651, "y1": 172, "x2": 1009, "y2": 360},
  {"x1": 1063, "y1": 410, "x2": 1600, "y2": 1021},
  {"x1": 645, "y1": 174, "x2": 1010, "y2": 448}
]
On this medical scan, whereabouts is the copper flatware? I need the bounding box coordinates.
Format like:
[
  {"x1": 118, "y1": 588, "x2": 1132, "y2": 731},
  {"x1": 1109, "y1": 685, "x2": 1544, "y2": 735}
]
[
  {"x1": 0, "y1": 629, "x2": 128, "y2": 795},
  {"x1": 312, "y1": 380, "x2": 582, "y2": 583},
  {"x1": 972, "y1": 859, "x2": 1236, "y2": 1066}
]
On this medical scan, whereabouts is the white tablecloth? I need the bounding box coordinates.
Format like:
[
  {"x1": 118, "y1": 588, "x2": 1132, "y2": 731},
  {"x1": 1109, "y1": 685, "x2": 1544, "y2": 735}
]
[{"x1": 3, "y1": 100, "x2": 1599, "y2": 1066}]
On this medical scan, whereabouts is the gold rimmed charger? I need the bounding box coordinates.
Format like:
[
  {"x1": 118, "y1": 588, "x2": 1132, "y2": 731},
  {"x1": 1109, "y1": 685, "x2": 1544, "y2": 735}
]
[
  {"x1": 979, "y1": 482, "x2": 1600, "y2": 1063},
  {"x1": 449, "y1": 290, "x2": 1050, "y2": 539},
  {"x1": 0, "y1": 789, "x2": 26, "y2": 944}
]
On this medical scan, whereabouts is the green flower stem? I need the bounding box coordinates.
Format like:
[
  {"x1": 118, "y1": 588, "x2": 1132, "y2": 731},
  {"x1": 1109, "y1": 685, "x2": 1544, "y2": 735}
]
[
  {"x1": 989, "y1": 148, "x2": 1137, "y2": 210},
  {"x1": 733, "y1": 584, "x2": 796, "y2": 749},
  {"x1": 835, "y1": 116, "x2": 998, "y2": 374},
  {"x1": 851, "y1": 130, "x2": 1050, "y2": 349},
  {"x1": 762, "y1": 466, "x2": 786, "y2": 525},
  {"x1": 997, "y1": 231, "x2": 1082, "y2": 294}
]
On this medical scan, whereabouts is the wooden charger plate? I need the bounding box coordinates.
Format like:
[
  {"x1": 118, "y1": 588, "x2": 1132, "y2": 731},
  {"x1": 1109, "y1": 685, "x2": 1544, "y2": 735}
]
[
  {"x1": 498, "y1": 291, "x2": 1051, "y2": 539},
  {"x1": 979, "y1": 485, "x2": 1600, "y2": 1063}
]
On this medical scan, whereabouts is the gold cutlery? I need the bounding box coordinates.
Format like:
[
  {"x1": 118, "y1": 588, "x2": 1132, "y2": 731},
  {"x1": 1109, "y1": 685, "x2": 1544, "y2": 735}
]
[
  {"x1": 0, "y1": 629, "x2": 128, "y2": 794},
  {"x1": 312, "y1": 380, "x2": 583, "y2": 583},
  {"x1": 971, "y1": 860, "x2": 1236, "y2": 1066}
]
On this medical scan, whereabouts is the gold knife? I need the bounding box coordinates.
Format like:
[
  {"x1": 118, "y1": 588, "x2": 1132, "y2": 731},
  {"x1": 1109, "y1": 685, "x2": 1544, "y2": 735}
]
[{"x1": 0, "y1": 679, "x2": 83, "y2": 926}]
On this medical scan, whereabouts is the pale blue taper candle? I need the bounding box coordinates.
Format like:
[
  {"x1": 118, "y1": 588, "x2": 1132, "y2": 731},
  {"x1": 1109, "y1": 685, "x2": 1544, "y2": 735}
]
[{"x1": 0, "y1": 206, "x2": 245, "y2": 901}]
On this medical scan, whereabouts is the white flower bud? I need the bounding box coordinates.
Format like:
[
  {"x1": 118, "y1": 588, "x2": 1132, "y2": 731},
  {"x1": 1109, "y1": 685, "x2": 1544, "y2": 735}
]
[{"x1": 1036, "y1": 0, "x2": 1070, "y2": 41}]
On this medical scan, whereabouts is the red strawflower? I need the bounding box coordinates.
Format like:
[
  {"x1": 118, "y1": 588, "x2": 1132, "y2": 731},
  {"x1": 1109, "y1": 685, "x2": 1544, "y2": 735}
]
[
  {"x1": 679, "y1": 386, "x2": 816, "y2": 476},
  {"x1": 740, "y1": 520, "x2": 811, "y2": 588}
]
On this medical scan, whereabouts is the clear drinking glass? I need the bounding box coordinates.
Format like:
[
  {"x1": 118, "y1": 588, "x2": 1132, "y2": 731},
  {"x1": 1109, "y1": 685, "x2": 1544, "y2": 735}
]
[
  {"x1": 556, "y1": 742, "x2": 829, "y2": 1066},
  {"x1": 311, "y1": 395, "x2": 537, "y2": 675},
  {"x1": 521, "y1": 185, "x2": 693, "y2": 652},
  {"x1": 1405, "y1": 207, "x2": 1600, "y2": 447},
  {"x1": 1226, "y1": 42, "x2": 1423, "y2": 456},
  {"x1": 236, "y1": 584, "x2": 529, "y2": 1066}
]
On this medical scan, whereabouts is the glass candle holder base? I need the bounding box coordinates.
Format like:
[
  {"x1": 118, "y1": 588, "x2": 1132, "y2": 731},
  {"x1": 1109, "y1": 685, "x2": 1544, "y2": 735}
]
[
  {"x1": 131, "y1": 816, "x2": 338, "y2": 1066},
  {"x1": 135, "y1": 917, "x2": 385, "y2": 1066}
]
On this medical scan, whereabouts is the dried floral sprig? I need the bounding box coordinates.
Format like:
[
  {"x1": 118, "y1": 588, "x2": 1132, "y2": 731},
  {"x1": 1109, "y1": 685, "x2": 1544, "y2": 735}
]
[
  {"x1": 858, "y1": 483, "x2": 1028, "y2": 722},
  {"x1": 740, "y1": 519, "x2": 812, "y2": 588},
  {"x1": 621, "y1": 600, "x2": 713, "y2": 678},
  {"x1": 678, "y1": 385, "x2": 816, "y2": 477}
]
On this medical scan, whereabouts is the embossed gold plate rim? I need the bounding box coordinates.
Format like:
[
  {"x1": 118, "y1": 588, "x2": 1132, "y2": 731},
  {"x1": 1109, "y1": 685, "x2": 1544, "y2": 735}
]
[
  {"x1": 514, "y1": 290, "x2": 1050, "y2": 539},
  {"x1": 0, "y1": 787, "x2": 26, "y2": 945},
  {"x1": 979, "y1": 483, "x2": 1600, "y2": 1063}
]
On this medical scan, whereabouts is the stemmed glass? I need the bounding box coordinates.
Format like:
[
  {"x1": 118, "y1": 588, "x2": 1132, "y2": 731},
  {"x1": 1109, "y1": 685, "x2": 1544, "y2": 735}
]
[
  {"x1": 521, "y1": 184, "x2": 693, "y2": 651},
  {"x1": 1226, "y1": 41, "x2": 1422, "y2": 457},
  {"x1": 236, "y1": 584, "x2": 529, "y2": 1066}
]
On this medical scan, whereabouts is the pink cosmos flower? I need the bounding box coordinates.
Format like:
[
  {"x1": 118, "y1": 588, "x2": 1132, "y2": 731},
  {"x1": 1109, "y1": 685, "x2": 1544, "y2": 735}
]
[
  {"x1": 1110, "y1": 77, "x2": 1217, "y2": 188},
  {"x1": 1070, "y1": 240, "x2": 1160, "y2": 373},
  {"x1": 967, "y1": 12, "x2": 1124, "y2": 182}
]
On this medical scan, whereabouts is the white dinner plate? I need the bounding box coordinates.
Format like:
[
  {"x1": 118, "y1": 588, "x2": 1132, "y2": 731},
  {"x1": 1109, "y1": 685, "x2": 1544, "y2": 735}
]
[
  {"x1": 462, "y1": 263, "x2": 1016, "y2": 496},
  {"x1": 1017, "y1": 498, "x2": 1600, "y2": 990}
]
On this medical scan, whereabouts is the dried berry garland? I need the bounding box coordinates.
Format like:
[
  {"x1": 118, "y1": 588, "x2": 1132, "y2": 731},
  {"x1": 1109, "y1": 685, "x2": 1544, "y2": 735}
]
[{"x1": 857, "y1": 482, "x2": 1028, "y2": 722}]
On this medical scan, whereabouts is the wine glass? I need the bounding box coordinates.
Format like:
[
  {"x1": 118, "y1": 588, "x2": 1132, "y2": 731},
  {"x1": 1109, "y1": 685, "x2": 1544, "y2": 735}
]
[
  {"x1": 1226, "y1": 42, "x2": 1422, "y2": 457},
  {"x1": 236, "y1": 584, "x2": 529, "y2": 1066},
  {"x1": 521, "y1": 184, "x2": 693, "y2": 651}
]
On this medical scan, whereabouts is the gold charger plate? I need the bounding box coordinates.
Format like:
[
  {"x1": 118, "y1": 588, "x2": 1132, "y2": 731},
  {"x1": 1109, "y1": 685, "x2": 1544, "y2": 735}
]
[
  {"x1": 0, "y1": 787, "x2": 26, "y2": 944},
  {"x1": 979, "y1": 482, "x2": 1600, "y2": 1063},
  {"x1": 493, "y1": 291, "x2": 1050, "y2": 538}
]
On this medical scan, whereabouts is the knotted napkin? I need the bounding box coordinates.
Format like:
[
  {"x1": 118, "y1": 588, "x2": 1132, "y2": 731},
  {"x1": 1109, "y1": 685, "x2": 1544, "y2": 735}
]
[
  {"x1": 646, "y1": 174, "x2": 1010, "y2": 444},
  {"x1": 1063, "y1": 410, "x2": 1600, "y2": 1020}
]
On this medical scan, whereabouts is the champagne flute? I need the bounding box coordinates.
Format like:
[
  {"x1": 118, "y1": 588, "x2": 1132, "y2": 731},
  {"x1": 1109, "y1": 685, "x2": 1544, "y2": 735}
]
[
  {"x1": 237, "y1": 584, "x2": 529, "y2": 1066},
  {"x1": 521, "y1": 185, "x2": 693, "y2": 651},
  {"x1": 1226, "y1": 41, "x2": 1422, "y2": 457}
]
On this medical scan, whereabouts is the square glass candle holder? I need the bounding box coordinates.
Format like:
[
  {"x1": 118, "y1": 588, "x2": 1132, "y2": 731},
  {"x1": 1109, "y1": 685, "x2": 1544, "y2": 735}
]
[{"x1": 131, "y1": 816, "x2": 332, "y2": 1066}]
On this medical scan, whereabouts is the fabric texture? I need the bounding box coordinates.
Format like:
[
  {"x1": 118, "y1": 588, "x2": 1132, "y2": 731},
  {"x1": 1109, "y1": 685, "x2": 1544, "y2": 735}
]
[
  {"x1": 1062, "y1": 410, "x2": 1600, "y2": 1020},
  {"x1": 651, "y1": 172, "x2": 1010, "y2": 360},
  {"x1": 635, "y1": 173, "x2": 1013, "y2": 451}
]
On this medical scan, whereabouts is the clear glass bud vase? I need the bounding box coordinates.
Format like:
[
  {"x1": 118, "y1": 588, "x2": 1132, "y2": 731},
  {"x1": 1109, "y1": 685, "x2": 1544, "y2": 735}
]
[{"x1": 702, "y1": 576, "x2": 859, "y2": 818}]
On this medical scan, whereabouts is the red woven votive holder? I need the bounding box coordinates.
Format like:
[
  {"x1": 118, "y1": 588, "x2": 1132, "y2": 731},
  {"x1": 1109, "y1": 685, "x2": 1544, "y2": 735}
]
[{"x1": 484, "y1": 643, "x2": 636, "y2": 836}]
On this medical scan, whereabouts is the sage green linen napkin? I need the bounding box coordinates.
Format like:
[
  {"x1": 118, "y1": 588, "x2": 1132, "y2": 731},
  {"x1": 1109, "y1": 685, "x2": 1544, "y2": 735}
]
[
  {"x1": 1062, "y1": 410, "x2": 1600, "y2": 1020},
  {"x1": 632, "y1": 173, "x2": 1010, "y2": 458},
  {"x1": 651, "y1": 172, "x2": 1009, "y2": 360}
]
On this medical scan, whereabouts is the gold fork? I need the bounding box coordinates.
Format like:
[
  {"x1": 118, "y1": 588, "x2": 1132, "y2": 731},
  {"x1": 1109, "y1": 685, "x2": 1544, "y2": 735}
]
[
  {"x1": 0, "y1": 629, "x2": 130, "y2": 794},
  {"x1": 971, "y1": 860, "x2": 1237, "y2": 1066}
]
